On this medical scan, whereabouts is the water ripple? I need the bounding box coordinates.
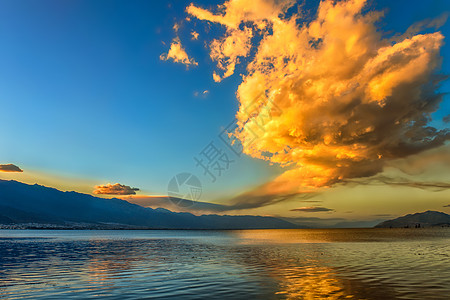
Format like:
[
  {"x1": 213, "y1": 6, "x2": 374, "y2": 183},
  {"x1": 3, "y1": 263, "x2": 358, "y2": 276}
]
[{"x1": 0, "y1": 228, "x2": 449, "y2": 299}]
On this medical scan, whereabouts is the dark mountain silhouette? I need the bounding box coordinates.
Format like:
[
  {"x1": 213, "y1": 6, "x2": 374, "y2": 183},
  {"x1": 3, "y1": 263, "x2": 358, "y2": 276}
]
[
  {"x1": 375, "y1": 211, "x2": 450, "y2": 228},
  {"x1": 0, "y1": 180, "x2": 297, "y2": 229}
]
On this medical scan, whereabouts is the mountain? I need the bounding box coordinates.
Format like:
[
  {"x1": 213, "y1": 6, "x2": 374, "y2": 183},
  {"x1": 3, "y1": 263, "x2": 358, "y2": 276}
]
[
  {"x1": 0, "y1": 180, "x2": 297, "y2": 229},
  {"x1": 374, "y1": 211, "x2": 450, "y2": 228}
]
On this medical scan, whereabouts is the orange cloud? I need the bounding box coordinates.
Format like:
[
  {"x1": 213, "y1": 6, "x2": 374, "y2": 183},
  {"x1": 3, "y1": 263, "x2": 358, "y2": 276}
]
[
  {"x1": 160, "y1": 37, "x2": 198, "y2": 67},
  {"x1": 187, "y1": 0, "x2": 293, "y2": 82},
  {"x1": 193, "y1": 90, "x2": 209, "y2": 98},
  {"x1": 93, "y1": 183, "x2": 139, "y2": 195},
  {"x1": 191, "y1": 30, "x2": 199, "y2": 40},
  {"x1": 173, "y1": 22, "x2": 180, "y2": 33},
  {"x1": 184, "y1": 0, "x2": 448, "y2": 203},
  {"x1": 0, "y1": 164, "x2": 23, "y2": 172}
]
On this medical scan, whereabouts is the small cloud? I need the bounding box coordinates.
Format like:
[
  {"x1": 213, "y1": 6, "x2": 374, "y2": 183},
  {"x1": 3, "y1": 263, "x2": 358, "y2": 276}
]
[
  {"x1": 0, "y1": 164, "x2": 23, "y2": 172},
  {"x1": 173, "y1": 22, "x2": 180, "y2": 33},
  {"x1": 444, "y1": 204, "x2": 450, "y2": 208},
  {"x1": 160, "y1": 37, "x2": 198, "y2": 67},
  {"x1": 396, "y1": 12, "x2": 448, "y2": 41},
  {"x1": 93, "y1": 183, "x2": 139, "y2": 195},
  {"x1": 344, "y1": 175, "x2": 450, "y2": 192},
  {"x1": 225, "y1": 189, "x2": 318, "y2": 211},
  {"x1": 193, "y1": 90, "x2": 209, "y2": 98},
  {"x1": 212, "y1": 72, "x2": 221, "y2": 82},
  {"x1": 290, "y1": 206, "x2": 334, "y2": 212},
  {"x1": 191, "y1": 30, "x2": 199, "y2": 40}
]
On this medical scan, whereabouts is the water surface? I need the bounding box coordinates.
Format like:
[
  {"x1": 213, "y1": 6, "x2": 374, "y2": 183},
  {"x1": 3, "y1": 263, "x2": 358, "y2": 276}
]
[{"x1": 0, "y1": 228, "x2": 449, "y2": 299}]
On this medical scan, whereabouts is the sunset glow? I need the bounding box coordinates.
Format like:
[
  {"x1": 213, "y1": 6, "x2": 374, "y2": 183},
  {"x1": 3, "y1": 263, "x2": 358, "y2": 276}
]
[{"x1": 1, "y1": 1, "x2": 450, "y2": 299}]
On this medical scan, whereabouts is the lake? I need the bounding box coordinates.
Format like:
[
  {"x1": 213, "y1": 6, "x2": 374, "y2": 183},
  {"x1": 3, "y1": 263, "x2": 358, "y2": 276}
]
[{"x1": 0, "y1": 228, "x2": 449, "y2": 299}]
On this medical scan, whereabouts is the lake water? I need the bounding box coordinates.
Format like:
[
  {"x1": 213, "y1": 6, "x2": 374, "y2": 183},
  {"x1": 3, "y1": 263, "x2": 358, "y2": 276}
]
[{"x1": 0, "y1": 228, "x2": 449, "y2": 299}]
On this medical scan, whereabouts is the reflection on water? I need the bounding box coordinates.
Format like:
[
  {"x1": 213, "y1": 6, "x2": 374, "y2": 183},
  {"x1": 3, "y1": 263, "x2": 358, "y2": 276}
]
[{"x1": 0, "y1": 228, "x2": 449, "y2": 299}]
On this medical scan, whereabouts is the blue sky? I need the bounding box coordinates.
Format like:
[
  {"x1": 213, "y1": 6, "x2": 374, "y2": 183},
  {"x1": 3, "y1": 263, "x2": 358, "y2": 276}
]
[
  {"x1": 0, "y1": 0, "x2": 449, "y2": 219},
  {"x1": 0, "y1": 0, "x2": 280, "y2": 199}
]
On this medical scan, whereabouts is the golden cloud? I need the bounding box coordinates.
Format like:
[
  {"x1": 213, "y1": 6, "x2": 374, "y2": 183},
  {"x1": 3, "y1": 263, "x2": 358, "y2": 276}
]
[
  {"x1": 191, "y1": 30, "x2": 199, "y2": 40},
  {"x1": 93, "y1": 183, "x2": 139, "y2": 195},
  {"x1": 0, "y1": 164, "x2": 23, "y2": 172},
  {"x1": 184, "y1": 0, "x2": 448, "y2": 202},
  {"x1": 160, "y1": 37, "x2": 198, "y2": 67}
]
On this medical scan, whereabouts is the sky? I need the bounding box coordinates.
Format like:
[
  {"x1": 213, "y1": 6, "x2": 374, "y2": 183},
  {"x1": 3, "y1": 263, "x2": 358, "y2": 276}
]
[{"x1": 0, "y1": 0, "x2": 449, "y2": 227}]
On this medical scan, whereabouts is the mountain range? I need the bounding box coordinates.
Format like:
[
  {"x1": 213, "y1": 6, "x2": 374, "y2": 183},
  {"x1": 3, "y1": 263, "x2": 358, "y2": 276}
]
[
  {"x1": 375, "y1": 211, "x2": 450, "y2": 228},
  {"x1": 0, "y1": 180, "x2": 298, "y2": 229}
]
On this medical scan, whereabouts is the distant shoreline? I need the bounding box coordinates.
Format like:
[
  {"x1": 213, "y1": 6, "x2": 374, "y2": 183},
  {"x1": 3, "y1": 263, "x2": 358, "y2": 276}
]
[{"x1": 1, "y1": 225, "x2": 449, "y2": 231}]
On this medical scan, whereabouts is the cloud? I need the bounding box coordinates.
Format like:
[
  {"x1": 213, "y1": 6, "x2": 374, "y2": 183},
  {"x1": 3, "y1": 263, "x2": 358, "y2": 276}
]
[
  {"x1": 394, "y1": 12, "x2": 448, "y2": 42},
  {"x1": 299, "y1": 200, "x2": 322, "y2": 203},
  {"x1": 127, "y1": 192, "x2": 317, "y2": 214},
  {"x1": 181, "y1": 0, "x2": 448, "y2": 205},
  {"x1": 191, "y1": 30, "x2": 199, "y2": 40},
  {"x1": 385, "y1": 145, "x2": 450, "y2": 175},
  {"x1": 443, "y1": 204, "x2": 450, "y2": 208},
  {"x1": 212, "y1": 72, "x2": 222, "y2": 82},
  {"x1": 194, "y1": 90, "x2": 209, "y2": 98},
  {"x1": 0, "y1": 164, "x2": 23, "y2": 172},
  {"x1": 125, "y1": 195, "x2": 229, "y2": 214},
  {"x1": 224, "y1": 186, "x2": 318, "y2": 211},
  {"x1": 93, "y1": 183, "x2": 139, "y2": 195},
  {"x1": 173, "y1": 22, "x2": 180, "y2": 33},
  {"x1": 160, "y1": 37, "x2": 198, "y2": 67},
  {"x1": 343, "y1": 175, "x2": 450, "y2": 192},
  {"x1": 290, "y1": 206, "x2": 334, "y2": 212}
]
